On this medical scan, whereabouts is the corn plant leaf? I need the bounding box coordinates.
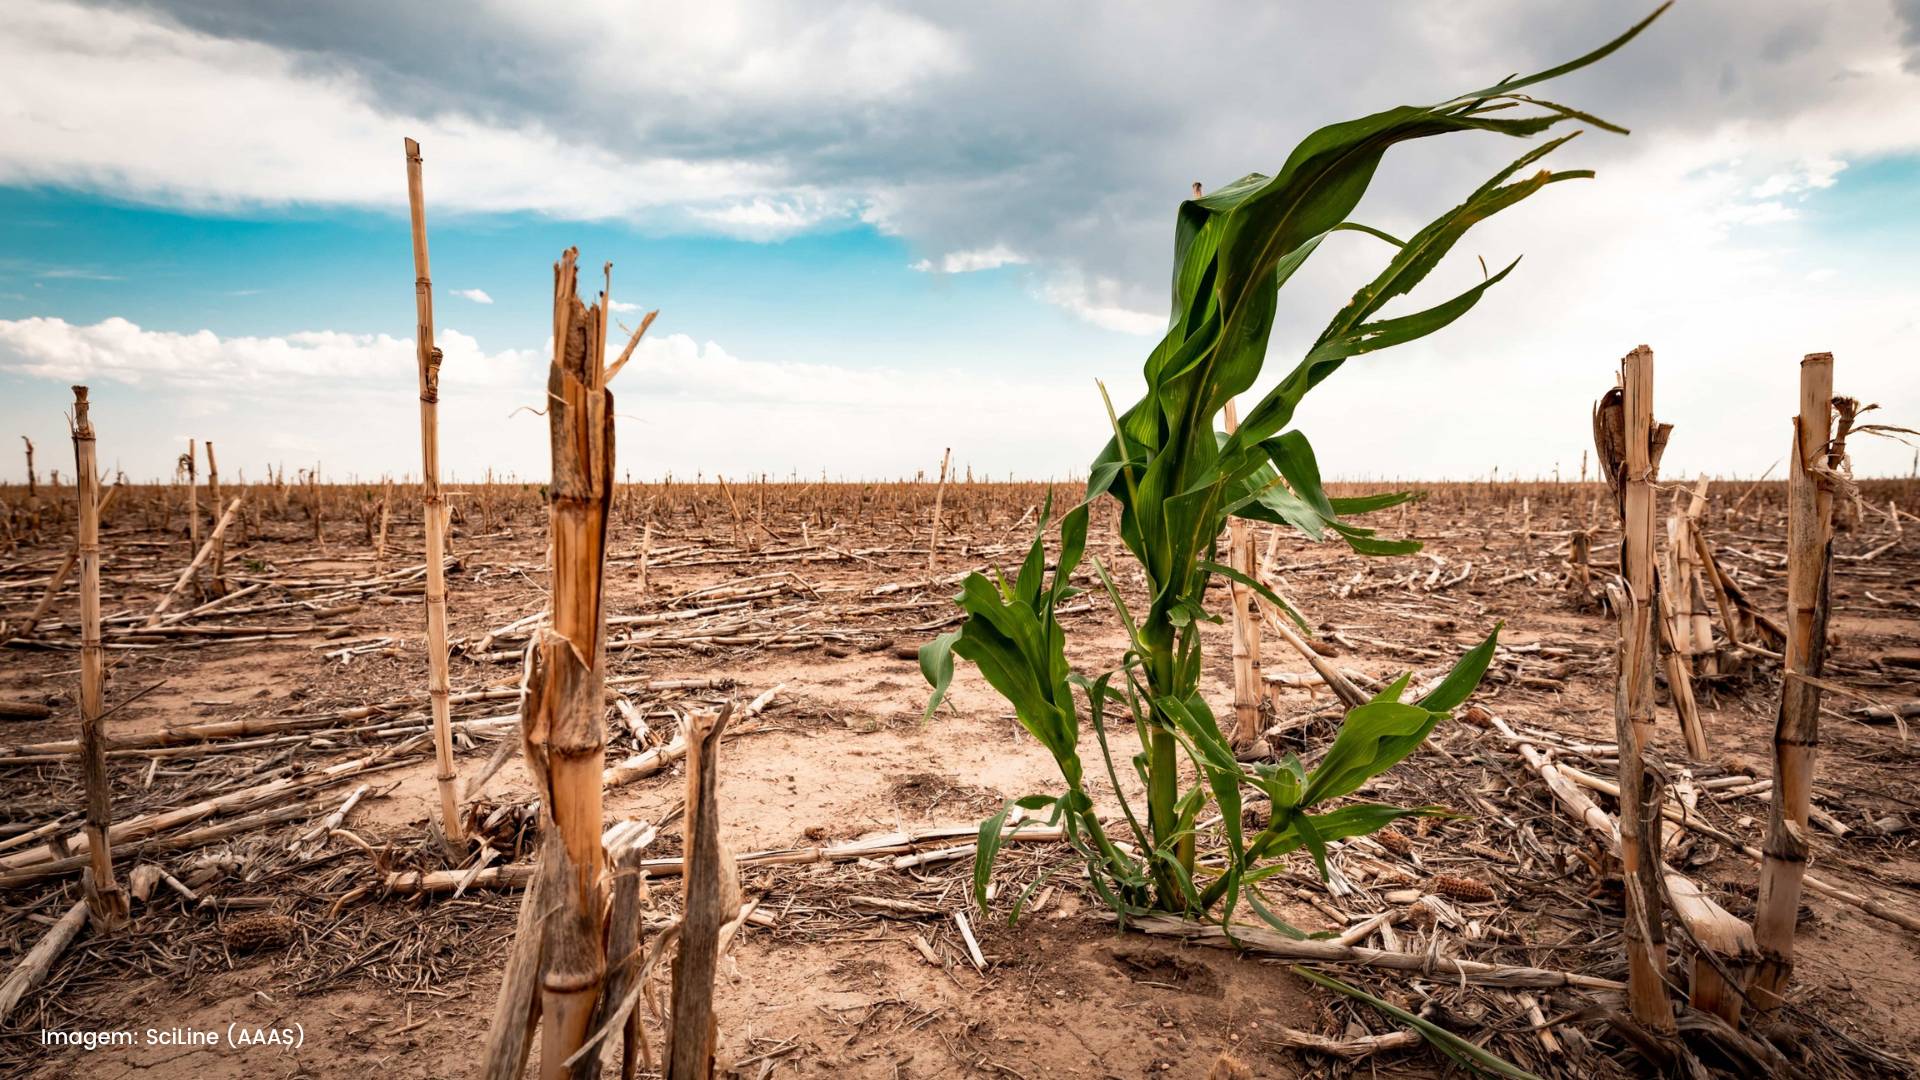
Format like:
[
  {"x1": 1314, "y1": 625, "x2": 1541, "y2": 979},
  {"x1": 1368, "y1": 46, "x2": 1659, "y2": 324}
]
[
  {"x1": 1249, "y1": 755, "x2": 1306, "y2": 811},
  {"x1": 1330, "y1": 528, "x2": 1425, "y2": 557},
  {"x1": 972, "y1": 801, "x2": 1016, "y2": 913},
  {"x1": 1256, "y1": 804, "x2": 1453, "y2": 861},
  {"x1": 1012, "y1": 493, "x2": 1052, "y2": 608},
  {"x1": 1244, "y1": 884, "x2": 1309, "y2": 940},
  {"x1": 1301, "y1": 702, "x2": 1441, "y2": 807},
  {"x1": 1195, "y1": 559, "x2": 1308, "y2": 631},
  {"x1": 1264, "y1": 430, "x2": 1338, "y2": 521},
  {"x1": 1328, "y1": 490, "x2": 1417, "y2": 515},
  {"x1": 1417, "y1": 623, "x2": 1503, "y2": 713},
  {"x1": 1080, "y1": 671, "x2": 1153, "y2": 853},
  {"x1": 1009, "y1": 862, "x2": 1078, "y2": 926},
  {"x1": 1291, "y1": 807, "x2": 1332, "y2": 880},
  {"x1": 1290, "y1": 965, "x2": 1548, "y2": 1080},
  {"x1": 918, "y1": 629, "x2": 962, "y2": 719},
  {"x1": 1370, "y1": 673, "x2": 1414, "y2": 705},
  {"x1": 1452, "y1": 1, "x2": 1668, "y2": 101},
  {"x1": 1089, "y1": 555, "x2": 1146, "y2": 653}
]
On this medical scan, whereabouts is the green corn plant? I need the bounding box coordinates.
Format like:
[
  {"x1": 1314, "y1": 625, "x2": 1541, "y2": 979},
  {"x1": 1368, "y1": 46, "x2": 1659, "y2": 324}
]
[{"x1": 923, "y1": 7, "x2": 1666, "y2": 923}]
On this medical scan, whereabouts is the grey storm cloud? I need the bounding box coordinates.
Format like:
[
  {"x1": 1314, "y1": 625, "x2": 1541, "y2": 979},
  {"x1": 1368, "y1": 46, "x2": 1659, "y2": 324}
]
[{"x1": 49, "y1": 0, "x2": 1920, "y2": 313}]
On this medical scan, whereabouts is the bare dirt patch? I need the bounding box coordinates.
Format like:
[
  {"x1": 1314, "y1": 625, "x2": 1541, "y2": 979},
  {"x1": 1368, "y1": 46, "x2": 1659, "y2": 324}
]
[{"x1": 0, "y1": 479, "x2": 1915, "y2": 1078}]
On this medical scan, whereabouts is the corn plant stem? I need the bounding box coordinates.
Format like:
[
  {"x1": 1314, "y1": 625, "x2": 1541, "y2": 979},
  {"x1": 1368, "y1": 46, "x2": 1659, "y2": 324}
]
[
  {"x1": 1137, "y1": 616, "x2": 1188, "y2": 908},
  {"x1": 403, "y1": 137, "x2": 464, "y2": 852},
  {"x1": 1612, "y1": 345, "x2": 1672, "y2": 1030},
  {"x1": 1098, "y1": 371, "x2": 1188, "y2": 898},
  {"x1": 70, "y1": 387, "x2": 128, "y2": 931},
  {"x1": 1753, "y1": 352, "x2": 1836, "y2": 1012}
]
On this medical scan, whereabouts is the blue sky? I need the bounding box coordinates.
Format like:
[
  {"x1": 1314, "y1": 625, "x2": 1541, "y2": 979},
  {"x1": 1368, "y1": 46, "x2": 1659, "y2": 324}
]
[
  {"x1": 2, "y1": 0, "x2": 1917, "y2": 484},
  {"x1": 0, "y1": 186, "x2": 1118, "y2": 373}
]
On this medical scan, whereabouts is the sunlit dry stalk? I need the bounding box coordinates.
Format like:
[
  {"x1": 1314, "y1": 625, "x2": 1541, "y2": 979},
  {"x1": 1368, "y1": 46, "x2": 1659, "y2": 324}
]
[
  {"x1": 184, "y1": 438, "x2": 199, "y2": 554},
  {"x1": 403, "y1": 137, "x2": 464, "y2": 851},
  {"x1": 205, "y1": 441, "x2": 225, "y2": 591},
  {"x1": 668, "y1": 704, "x2": 733, "y2": 1080},
  {"x1": 144, "y1": 497, "x2": 241, "y2": 628},
  {"x1": 496, "y1": 248, "x2": 641, "y2": 1079},
  {"x1": 927, "y1": 448, "x2": 950, "y2": 570},
  {"x1": 1752, "y1": 352, "x2": 1838, "y2": 1012},
  {"x1": 1223, "y1": 400, "x2": 1262, "y2": 749},
  {"x1": 1596, "y1": 345, "x2": 1673, "y2": 1031},
  {"x1": 375, "y1": 478, "x2": 392, "y2": 575},
  {"x1": 69, "y1": 387, "x2": 128, "y2": 932},
  {"x1": 3, "y1": 483, "x2": 119, "y2": 645}
]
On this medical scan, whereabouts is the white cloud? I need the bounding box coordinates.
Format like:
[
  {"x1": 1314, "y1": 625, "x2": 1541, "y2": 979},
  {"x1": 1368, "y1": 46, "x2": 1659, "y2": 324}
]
[
  {"x1": 686, "y1": 195, "x2": 857, "y2": 239},
  {"x1": 908, "y1": 244, "x2": 1027, "y2": 273},
  {"x1": 0, "y1": 317, "x2": 536, "y2": 389},
  {"x1": 1715, "y1": 200, "x2": 1798, "y2": 226},
  {"x1": 0, "y1": 0, "x2": 795, "y2": 220},
  {"x1": 1750, "y1": 156, "x2": 1848, "y2": 199},
  {"x1": 602, "y1": 332, "x2": 1104, "y2": 476},
  {"x1": 452, "y1": 288, "x2": 493, "y2": 304},
  {"x1": 0, "y1": 316, "x2": 1107, "y2": 479},
  {"x1": 608, "y1": 300, "x2": 641, "y2": 313},
  {"x1": 1035, "y1": 273, "x2": 1165, "y2": 336}
]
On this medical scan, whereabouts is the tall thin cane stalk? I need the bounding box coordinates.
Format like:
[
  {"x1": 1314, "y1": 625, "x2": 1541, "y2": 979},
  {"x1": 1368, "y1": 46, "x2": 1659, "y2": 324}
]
[
  {"x1": 205, "y1": 440, "x2": 225, "y2": 592},
  {"x1": 70, "y1": 386, "x2": 127, "y2": 932},
  {"x1": 403, "y1": 137, "x2": 464, "y2": 853},
  {"x1": 928, "y1": 448, "x2": 950, "y2": 570},
  {"x1": 1223, "y1": 399, "x2": 1262, "y2": 749},
  {"x1": 184, "y1": 438, "x2": 199, "y2": 553}
]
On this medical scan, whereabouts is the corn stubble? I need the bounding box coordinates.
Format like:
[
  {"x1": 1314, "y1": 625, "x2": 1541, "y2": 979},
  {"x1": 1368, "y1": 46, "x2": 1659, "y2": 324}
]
[{"x1": 481, "y1": 249, "x2": 660, "y2": 1080}]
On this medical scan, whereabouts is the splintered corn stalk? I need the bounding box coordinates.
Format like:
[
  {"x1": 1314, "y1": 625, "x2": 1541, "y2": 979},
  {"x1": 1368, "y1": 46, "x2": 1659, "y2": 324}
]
[
  {"x1": 531, "y1": 248, "x2": 616, "y2": 1078},
  {"x1": 1594, "y1": 345, "x2": 1674, "y2": 1030},
  {"x1": 923, "y1": 7, "x2": 1666, "y2": 926},
  {"x1": 482, "y1": 248, "x2": 656, "y2": 1080},
  {"x1": 1753, "y1": 352, "x2": 1840, "y2": 1013}
]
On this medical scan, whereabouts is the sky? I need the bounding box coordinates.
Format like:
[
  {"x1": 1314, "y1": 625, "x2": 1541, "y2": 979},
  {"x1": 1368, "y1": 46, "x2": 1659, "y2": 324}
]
[{"x1": 1, "y1": 0, "x2": 1917, "y2": 485}]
